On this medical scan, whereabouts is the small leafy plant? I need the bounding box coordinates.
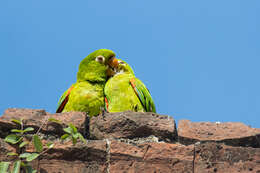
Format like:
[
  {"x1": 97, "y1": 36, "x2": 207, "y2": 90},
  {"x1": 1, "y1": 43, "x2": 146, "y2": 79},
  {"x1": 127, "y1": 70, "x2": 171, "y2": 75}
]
[
  {"x1": 1, "y1": 118, "x2": 55, "y2": 173},
  {"x1": 61, "y1": 123, "x2": 86, "y2": 145},
  {"x1": 0, "y1": 118, "x2": 86, "y2": 173}
]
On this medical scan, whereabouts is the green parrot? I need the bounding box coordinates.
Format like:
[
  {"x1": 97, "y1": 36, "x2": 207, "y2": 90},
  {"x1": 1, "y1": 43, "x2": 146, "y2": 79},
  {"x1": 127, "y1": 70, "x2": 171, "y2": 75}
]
[
  {"x1": 56, "y1": 49, "x2": 119, "y2": 117},
  {"x1": 104, "y1": 59, "x2": 156, "y2": 113}
]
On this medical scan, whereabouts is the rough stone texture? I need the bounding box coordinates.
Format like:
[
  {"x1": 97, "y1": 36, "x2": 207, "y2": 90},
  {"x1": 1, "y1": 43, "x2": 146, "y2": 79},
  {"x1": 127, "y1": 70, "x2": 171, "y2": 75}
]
[
  {"x1": 108, "y1": 140, "x2": 194, "y2": 173},
  {"x1": 89, "y1": 111, "x2": 177, "y2": 142},
  {"x1": 193, "y1": 142, "x2": 260, "y2": 173},
  {"x1": 1, "y1": 140, "x2": 260, "y2": 173},
  {"x1": 178, "y1": 120, "x2": 260, "y2": 148},
  {"x1": 0, "y1": 108, "x2": 87, "y2": 138},
  {"x1": 0, "y1": 138, "x2": 15, "y2": 161},
  {"x1": 0, "y1": 108, "x2": 260, "y2": 173}
]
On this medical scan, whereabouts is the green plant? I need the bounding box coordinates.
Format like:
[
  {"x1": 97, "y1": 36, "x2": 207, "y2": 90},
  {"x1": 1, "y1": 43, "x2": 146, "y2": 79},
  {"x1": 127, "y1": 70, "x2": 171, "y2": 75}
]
[
  {"x1": 1, "y1": 118, "x2": 55, "y2": 173},
  {"x1": 61, "y1": 123, "x2": 86, "y2": 145},
  {"x1": 0, "y1": 118, "x2": 86, "y2": 173}
]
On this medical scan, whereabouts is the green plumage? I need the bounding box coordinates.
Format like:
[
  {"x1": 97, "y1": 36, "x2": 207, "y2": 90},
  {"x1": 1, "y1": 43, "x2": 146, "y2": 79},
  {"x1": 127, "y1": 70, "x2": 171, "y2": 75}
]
[
  {"x1": 56, "y1": 49, "x2": 116, "y2": 117},
  {"x1": 104, "y1": 60, "x2": 156, "y2": 113}
]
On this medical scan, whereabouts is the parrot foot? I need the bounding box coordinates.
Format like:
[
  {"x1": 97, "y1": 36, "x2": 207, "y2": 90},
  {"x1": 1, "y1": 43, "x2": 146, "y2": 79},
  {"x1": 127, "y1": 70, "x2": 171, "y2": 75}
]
[{"x1": 100, "y1": 107, "x2": 108, "y2": 120}]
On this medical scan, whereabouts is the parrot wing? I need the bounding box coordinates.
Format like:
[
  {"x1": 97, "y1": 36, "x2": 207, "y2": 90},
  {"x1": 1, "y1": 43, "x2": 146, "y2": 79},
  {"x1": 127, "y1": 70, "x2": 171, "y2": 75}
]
[
  {"x1": 56, "y1": 85, "x2": 74, "y2": 113},
  {"x1": 130, "y1": 78, "x2": 156, "y2": 113},
  {"x1": 104, "y1": 97, "x2": 109, "y2": 112}
]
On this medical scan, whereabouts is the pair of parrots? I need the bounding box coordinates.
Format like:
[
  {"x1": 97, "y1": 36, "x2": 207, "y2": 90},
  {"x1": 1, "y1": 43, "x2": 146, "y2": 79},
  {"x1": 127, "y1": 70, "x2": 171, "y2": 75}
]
[{"x1": 56, "y1": 49, "x2": 156, "y2": 116}]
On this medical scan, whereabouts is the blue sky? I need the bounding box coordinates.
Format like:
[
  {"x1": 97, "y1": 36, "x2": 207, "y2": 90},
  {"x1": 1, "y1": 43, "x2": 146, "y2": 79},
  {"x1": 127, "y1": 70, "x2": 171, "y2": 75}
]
[{"x1": 0, "y1": 1, "x2": 259, "y2": 127}]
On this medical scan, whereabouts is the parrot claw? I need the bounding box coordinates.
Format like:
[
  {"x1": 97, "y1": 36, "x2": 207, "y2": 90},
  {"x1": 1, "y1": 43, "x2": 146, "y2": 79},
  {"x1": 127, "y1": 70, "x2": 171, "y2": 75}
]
[{"x1": 100, "y1": 107, "x2": 108, "y2": 119}]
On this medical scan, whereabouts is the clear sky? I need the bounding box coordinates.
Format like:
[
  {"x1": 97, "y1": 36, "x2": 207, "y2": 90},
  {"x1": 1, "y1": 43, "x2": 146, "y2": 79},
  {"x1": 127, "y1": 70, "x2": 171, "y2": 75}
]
[{"x1": 0, "y1": 1, "x2": 259, "y2": 127}]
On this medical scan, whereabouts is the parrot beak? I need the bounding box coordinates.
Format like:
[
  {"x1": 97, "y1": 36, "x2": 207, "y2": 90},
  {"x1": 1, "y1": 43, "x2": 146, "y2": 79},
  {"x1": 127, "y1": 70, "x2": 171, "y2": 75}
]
[
  {"x1": 107, "y1": 57, "x2": 119, "y2": 77},
  {"x1": 108, "y1": 57, "x2": 119, "y2": 68}
]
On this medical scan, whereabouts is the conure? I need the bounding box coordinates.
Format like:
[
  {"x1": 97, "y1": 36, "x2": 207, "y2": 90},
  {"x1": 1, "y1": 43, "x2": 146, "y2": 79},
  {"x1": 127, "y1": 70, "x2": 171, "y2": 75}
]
[
  {"x1": 104, "y1": 59, "x2": 156, "y2": 113},
  {"x1": 56, "y1": 49, "x2": 119, "y2": 117}
]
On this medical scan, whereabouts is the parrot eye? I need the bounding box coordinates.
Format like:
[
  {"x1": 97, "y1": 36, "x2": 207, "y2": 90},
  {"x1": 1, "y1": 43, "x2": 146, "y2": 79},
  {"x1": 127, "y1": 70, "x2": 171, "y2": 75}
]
[
  {"x1": 118, "y1": 61, "x2": 125, "y2": 65},
  {"x1": 95, "y1": 56, "x2": 105, "y2": 63}
]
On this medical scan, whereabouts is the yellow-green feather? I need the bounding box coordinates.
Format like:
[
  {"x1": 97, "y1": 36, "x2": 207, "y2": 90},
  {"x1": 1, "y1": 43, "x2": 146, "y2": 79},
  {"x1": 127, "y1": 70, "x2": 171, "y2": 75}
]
[
  {"x1": 104, "y1": 60, "x2": 156, "y2": 113},
  {"x1": 105, "y1": 73, "x2": 145, "y2": 112},
  {"x1": 133, "y1": 78, "x2": 156, "y2": 112},
  {"x1": 56, "y1": 49, "x2": 115, "y2": 117},
  {"x1": 62, "y1": 82, "x2": 105, "y2": 117}
]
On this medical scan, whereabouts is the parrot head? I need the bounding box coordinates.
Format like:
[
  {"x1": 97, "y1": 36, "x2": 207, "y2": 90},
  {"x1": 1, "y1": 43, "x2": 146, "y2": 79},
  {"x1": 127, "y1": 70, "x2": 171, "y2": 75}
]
[
  {"x1": 114, "y1": 59, "x2": 135, "y2": 75},
  {"x1": 77, "y1": 49, "x2": 118, "y2": 82}
]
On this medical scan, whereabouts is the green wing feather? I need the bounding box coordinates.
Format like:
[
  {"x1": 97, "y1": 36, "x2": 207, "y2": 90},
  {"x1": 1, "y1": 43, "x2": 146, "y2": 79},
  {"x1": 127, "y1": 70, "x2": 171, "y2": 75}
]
[
  {"x1": 56, "y1": 85, "x2": 74, "y2": 113},
  {"x1": 130, "y1": 78, "x2": 156, "y2": 113}
]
